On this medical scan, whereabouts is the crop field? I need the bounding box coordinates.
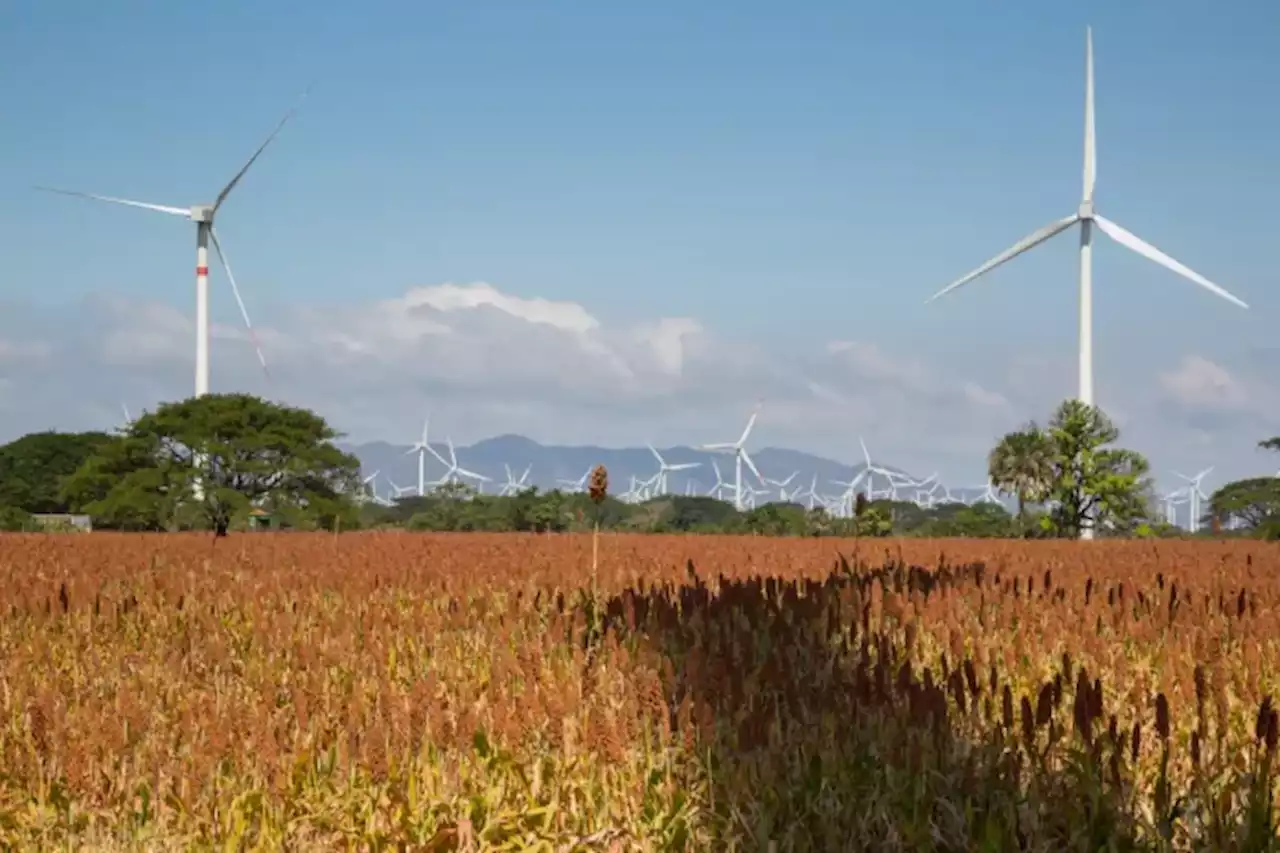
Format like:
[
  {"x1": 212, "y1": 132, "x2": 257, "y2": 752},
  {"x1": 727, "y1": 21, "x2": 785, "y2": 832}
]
[{"x1": 1, "y1": 533, "x2": 1279, "y2": 851}]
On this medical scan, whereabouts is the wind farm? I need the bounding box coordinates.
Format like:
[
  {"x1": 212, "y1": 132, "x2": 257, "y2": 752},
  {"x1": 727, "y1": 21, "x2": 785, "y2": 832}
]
[{"x1": 4, "y1": 10, "x2": 1280, "y2": 849}]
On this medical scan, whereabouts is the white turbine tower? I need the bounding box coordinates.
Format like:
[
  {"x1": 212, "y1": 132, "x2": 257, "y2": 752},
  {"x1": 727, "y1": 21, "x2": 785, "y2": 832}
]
[
  {"x1": 647, "y1": 444, "x2": 700, "y2": 495},
  {"x1": 37, "y1": 92, "x2": 310, "y2": 398},
  {"x1": 926, "y1": 28, "x2": 1249, "y2": 539},
  {"x1": 1174, "y1": 467, "x2": 1213, "y2": 533},
  {"x1": 404, "y1": 417, "x2": 444, "y2": 497},
  {"x1": 700, "y1": 405, "x2": 765, "y2": 511}
]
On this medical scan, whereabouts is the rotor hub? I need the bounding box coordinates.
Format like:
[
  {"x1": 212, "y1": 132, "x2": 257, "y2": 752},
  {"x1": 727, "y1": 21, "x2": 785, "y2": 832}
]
[{"x1": 1078, "y1": 200, "x2": 1095, "y2": 221}]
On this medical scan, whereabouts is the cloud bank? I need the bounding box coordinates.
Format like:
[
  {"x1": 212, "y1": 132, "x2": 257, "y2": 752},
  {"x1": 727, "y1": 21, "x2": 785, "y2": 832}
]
[{"x1": 0, "y1": 283, "x2": 1274, "y2": 487}]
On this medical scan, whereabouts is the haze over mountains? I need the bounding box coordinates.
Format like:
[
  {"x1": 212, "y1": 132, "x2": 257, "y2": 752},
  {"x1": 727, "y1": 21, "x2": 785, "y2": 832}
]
[{"x1": 342, "y1": 434, "x2": 989, "y2": 503}]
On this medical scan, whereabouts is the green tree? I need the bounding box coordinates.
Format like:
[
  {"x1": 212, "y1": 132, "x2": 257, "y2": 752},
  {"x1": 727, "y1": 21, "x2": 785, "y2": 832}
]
[
  {"x1": 0, "y1": 505, "x2": 35, "y2": 531},
  {"x1": 0, "y1": 430, "x2": 115, "y2": 513},
  {"x1": 987, "y1": 423, "x2": 1055, "y2": 525},
  {"x1": 62, "y1": 394, "x2": 361, "y2": 534},
  {"x1": 1035, "y1": 400, "x2": 1151, "y2": 538},
  {"x1": 1207, "y1": 478, "x2": 1280, "y2": 540}
]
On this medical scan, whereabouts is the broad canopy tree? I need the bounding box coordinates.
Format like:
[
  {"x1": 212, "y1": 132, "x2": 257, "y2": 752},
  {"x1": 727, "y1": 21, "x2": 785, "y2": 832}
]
[
  {"x1": 1205, "y1": 437, "x2": 1280, "y2": 539},
  {"x1": 61, "y1": 393, "x2": 362, "y2": 533},
  {"x1": 989, "y1": 399, "x2": 1151, "y2": 538},
  {"x1": 0, "y1": 430, "x2": 115, "y2": 513}
]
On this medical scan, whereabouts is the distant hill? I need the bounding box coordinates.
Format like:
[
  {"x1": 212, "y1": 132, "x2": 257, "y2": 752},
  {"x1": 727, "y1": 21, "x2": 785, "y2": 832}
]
[{"x1": 340, "y1": 434, "x2": 989, "y2": 505}]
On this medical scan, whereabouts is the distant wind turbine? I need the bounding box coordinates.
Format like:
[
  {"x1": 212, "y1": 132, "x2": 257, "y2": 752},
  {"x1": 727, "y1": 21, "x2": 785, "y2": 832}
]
[
  {"x1": 926, "y1": 29, "x2": 1247, "y2": 540},
  {"x1": 700, "y1": 404, "x2": 765, "y2": 511},
  {"x1": 404, "y1": 417, "x2": 445, "y2": 496}
]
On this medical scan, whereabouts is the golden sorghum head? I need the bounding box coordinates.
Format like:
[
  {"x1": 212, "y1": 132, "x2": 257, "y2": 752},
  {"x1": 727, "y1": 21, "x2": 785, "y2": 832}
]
[{"x1": 588, "y1": 464, "x2": 609, "y2": 505}]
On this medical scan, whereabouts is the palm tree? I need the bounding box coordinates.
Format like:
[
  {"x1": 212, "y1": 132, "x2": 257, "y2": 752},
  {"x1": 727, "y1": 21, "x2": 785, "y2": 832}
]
[{"x1": 988, "y1": 423, "x2": 1056, "y2": 525}]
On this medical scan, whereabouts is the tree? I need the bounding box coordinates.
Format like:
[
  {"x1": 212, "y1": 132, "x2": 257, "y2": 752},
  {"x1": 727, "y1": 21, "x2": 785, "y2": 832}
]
[
  {"x1": 1207, "y1": 478, "x2": 1280, "y2": 540},
  {"x1": 1038, "y1": 400, "x2": 1151, "y2": 538},
  {"x1": 0, "y1": 431, "x2": 115, "y2": 513},
  {"x1": 988, "y1": 423, "x2": 1055, "y2": 525},
  {"x1": 62, "y1": 394, "x2": 361, "y2": 534}
]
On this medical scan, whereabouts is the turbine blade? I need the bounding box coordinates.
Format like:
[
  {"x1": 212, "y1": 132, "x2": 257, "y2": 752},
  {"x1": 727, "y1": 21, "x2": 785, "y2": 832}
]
[
  {"x1": 421, "y1": 417, "x2": 430, "y2": 446},
  {"x1": 926, "y1": 215, "x2": 1079, "y2": 303},
  {"x1": 404, "y1": 446, "x2": 417, "y2": 456},
  {"x1": 209, "y1": 227, "x2": 271, "y2": 381},
  {"x1": 741, "y1": 451, "x2": 764, "y2": 484},
  {"x1": 213, "y1": 86, "x2": 311, "y2": 212},
  {"x1": 700, "y1": 443, "x2": 735, "y2": 451},
  {"x1": 35, "y1": 186, "x2": 189, "y2": 217},
  {"x1": 648, "y1": 444, "x2": 664, "y2": 465},
  {"x1": 1083, "y1": 27, "x2": 1096, "y2": 203},
  {"x1": 1094, "y1": 216, "x2": 1248, "y2": 308},
  {"x1": 738, "y1": 406, "x2": 760, "y2": 446}
]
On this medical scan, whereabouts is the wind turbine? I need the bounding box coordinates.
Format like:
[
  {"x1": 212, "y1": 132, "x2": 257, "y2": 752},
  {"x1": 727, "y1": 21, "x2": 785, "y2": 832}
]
[
  {"x1": 36, "y1": 91, "x2": 311, "y2": 398},
  {"x1": 647, "y1": 444, "x2": 701, "y2": 495},
  {"x1": 557, "y1": 467, "x2": 592, "y2": 493},
  {"x1": 1174, "y1": 467, "x2": 1213, "y2": 533},
  {"x1": 926, "y1": 29, "x2": 1248, "y2": 537},
  {"x1": 430, "y1": 439, "x2": 491, "y2": 490},
  {"x1": 499, "y1": 464, "x2": 533, "y2": 496},
  {"x1": 404, "y1": 417, "x2": 446, "y2": 496},
  {"x1": 764, "y1": 471, "x2": 800, "y2": 502},
  {"x1": 700, "y1": 404, "x2": 765, "y2": 511}
]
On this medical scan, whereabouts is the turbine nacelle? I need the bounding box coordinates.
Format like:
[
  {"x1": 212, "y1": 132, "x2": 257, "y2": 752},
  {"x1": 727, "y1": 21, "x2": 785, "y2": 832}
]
[
  {"x1": 1077, "y1": 200, "x2": 1094, "y2": 221},
  {"x1": 190, "y1": 205, "x2": 215, "y2": 223}
]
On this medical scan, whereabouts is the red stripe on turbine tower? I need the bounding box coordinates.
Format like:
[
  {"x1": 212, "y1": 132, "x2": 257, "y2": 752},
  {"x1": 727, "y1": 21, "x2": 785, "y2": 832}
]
[{"x1": 196, "y1": 266, "x2": 209, "y2": 276}]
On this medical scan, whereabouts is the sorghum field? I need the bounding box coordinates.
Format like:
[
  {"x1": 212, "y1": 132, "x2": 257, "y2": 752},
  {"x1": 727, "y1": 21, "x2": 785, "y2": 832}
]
[{"x1": 2, "y1": 533, "x2": 1279, "y2": 851}]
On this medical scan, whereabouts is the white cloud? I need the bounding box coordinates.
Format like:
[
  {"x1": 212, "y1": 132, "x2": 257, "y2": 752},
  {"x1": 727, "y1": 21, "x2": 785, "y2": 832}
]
[
  {"x1": 2, "y1": 282, "x2": 1272, "y2": 485},
  {"x1": 1158, "y1": 355, "x2": 1250, "y2": 411}
]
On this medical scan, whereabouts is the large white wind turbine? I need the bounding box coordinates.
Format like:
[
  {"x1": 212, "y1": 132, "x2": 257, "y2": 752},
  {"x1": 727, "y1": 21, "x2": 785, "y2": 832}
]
[
  {"x1": 36, "y1": 91, "x2": 310, "y2": 398},
  {"x1": 700, "y1": 404, "x2": 765, "y2": 512},
  {"x1": 926, "y1": 29, "x2": 1247, "y2": 538}
]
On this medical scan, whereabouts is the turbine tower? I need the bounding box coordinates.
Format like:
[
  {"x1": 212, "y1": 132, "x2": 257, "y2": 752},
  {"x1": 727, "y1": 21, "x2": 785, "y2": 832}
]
[
  {"x1": 1174, "y1": 467, "x2": 1213, "y2": 534},
  {"x1": 700, "y1": 404, "x2": 765, "y2": 511},
  {"x1": 404, "y1": 416, "x2": 445, "y2": 497},
  {"x1": 926, "y1": 28, "x2": 1248, "y2": 539},
  {"x1": 36, "y1": 91, "x2": 310, "y2": 398}
]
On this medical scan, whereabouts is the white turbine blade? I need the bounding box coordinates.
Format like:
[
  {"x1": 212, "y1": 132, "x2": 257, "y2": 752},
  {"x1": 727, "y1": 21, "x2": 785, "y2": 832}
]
[
  {"x1": 403, "y1": 446, "x2": 417, "y2": 456},
  {"x1": 520, "y1": 465, "x2": 531, "y2": 483},
  {"x1": 668, "y1": 462, "x2": 700, "y2": 471},
  {"x1": 701, "y1": 442, "x2": 735, "y2": 452},
  {"x1": 120, "y1": 403, "x2": 132, "y2": 424},
  {"x1": 1195, "y1": 466, "x2": 1214, "y2": 480},
  {"x1": 1093, "y1": 216, "x2": 1248, "y2": 309},
  {"x1": 214, "y1": 87, "x2": 311, "y2": 212},
  {"x1": 1082, "y1": 27, "x2": 1096, "y2": 203},
  {"x1": 737, "y1": 407, "x2": 760, "y2": 446},
  {"x1": 648, "y1": 444, "x2": 665, "y2": 466},
  {"x1": 35, "y1": 186, "x2": 189, "y2": 218},
  {"x1": 458, "y1": 467, "x2": 491, "y2": 482},
  {"x1": 421, "y1": 417, "x2": 430, "y2": 446},
  {"x1": 859, "y1": 436, "x2": 872, "y2": 466},
  {"x1": 741, "y1": 451, "x2": 764, "y2": 484},
  {"x1": 427, "y1": 443, "x2": 449, "y2": 466},
  {"x1": 208, "y1": 227, "x2": 271, "y2": 380},
  {"x1": 926, "y1": 215, "x2": 1080, "y2": 303}
]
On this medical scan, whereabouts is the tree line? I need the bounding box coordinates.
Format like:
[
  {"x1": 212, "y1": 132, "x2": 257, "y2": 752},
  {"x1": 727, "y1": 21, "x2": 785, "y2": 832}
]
[{"x1": 0, "y1": 393, "x2": 1277, "y2": 538}]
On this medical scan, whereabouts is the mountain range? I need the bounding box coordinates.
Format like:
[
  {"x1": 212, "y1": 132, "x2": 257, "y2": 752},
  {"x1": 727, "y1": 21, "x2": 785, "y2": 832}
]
[{"x1": 341, "y1": 434, "x2": 990, "y2": 505}]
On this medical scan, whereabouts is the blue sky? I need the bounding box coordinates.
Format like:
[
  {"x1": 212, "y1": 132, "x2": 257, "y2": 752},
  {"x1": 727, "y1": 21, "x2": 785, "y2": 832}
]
[{"x1": 1, "y1": 0, "x2": 1278, "y2": 490}]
